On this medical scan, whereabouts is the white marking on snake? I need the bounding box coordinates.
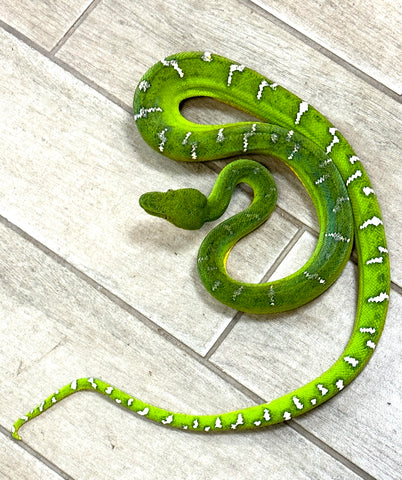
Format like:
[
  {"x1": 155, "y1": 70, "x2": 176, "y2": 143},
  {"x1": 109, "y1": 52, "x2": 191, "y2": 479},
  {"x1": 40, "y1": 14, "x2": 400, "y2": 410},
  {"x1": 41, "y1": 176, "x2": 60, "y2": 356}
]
[
  {"x1": 366, "y1": 257, "x2": 383, "y2": 265},
  {"x1": 270, "y1": 82, "x2": 279, "y2": 90},
  {"x1": 286, "y1": 130, "x2": 294, "y2": 141},
  {"x1": 293, "y1": 396, "x2": 304, "y2": 410},
  {"x1": 201, "y1": 52, "x2": 212, "y2": 62},
  {"x1": 215, "y1": 417, "x2": 223, "y2": 428},
  {"x1": 325, "y1": 232, "x2": 351, "y2": 243},
  {"x1": 317, "y1": 384, "x2": 328, "y2": 396},
  {"x1": 360, "y1": 216, "x2": 383, "y2": 229},
  {"x1": 243, "y1": 123, "x2": 257, "y2": 151},
  {"x1": 227, "y1": 64, "x2": 245, "y2": 86},
  {"x1": 362, "y1": 186, "x2": 375, "y2": 196},
  {"x1": 326, "y1": 127, "x2": 340, "y2": 154},
  {"x1": 232, "y1": 286, "x2": 244, "y2": 301},
  {"x1": 71, "y1": 380, "x2": 77, "y2": 390},
  {"x1": 332, "y1": 196, "x2": 350, "y2": 213},
  {"x1": 319, "y1": 158, "x2": 333, "y2": 168},
  {"x1": 182, "y1": 132, "x2": 192, "y2": 145},
  {"x1": 346, "y1": 169, "x2": 362, "y2": 186},
  {"x1": 21, "y1": 415, "x2": 29, "y2": 422},
  {"x1": 336, "y1": 379, "x2": 344, "y2": 390},
  {"x1": 283, "y1": 411, "x2": 292, "y2": 421},
  {"x1": 204, "y1": 426, "x2": 211, "y2": 431},
  {"x1": 295, "y1": 101, "x2": 309, "y2": 125},
  {"x1": 191, "y1": 142, "x2": 198, "y2": 160},
  {"x1": 360, "y1": 327, "x2": 376, "y2": 334},
  {"x1": 88, "y1": 377, "x2": 97, "y2": 389},
  {"x1": 193, "y1": 419, "x2": 199, "y2": 428},
  {"x1": 368, "y1": 292, "x2": 389, "y2": 303},
  {"x1": 304, "y1": 271, "x2": 326, "y2": 284},
  {"x1": 311, "y1": 398, "x2": 317, "y2": 405},
  {"x1": 51, "y1": 396, "x2": 57, "y2": 404},
  {"x1": 105, "y1": 386, "x2": 113, "y2": 395},
  {"x1": 269, "y1": 285, "x2": 275, "y2": 306},
  {"x1": 271, "y1": 133, "x2": 279, "y2": 143},
  {"x1": 315, "y1": 174, "x2": 330, "y2": 185},
  {"x1": 263, "y1": 409, "x2": 271, "y2": 421},
  {"x1": 349, "y1": 155, "x2": 360, "y2": 164},
  {"x1": 326, "y1": 127, "x2": 339, "y2": 155},
  {"x1": 254, "y1": 420, "x2": 261, "y2": 426},
  {"x1": 39, "y1": 401, "x2": 45, "y2": 412},
  {"x1": 344, "y1": 356, "x2": 359, "y2": 367},
  {"x1": 288, "y1": 143, "x2": 300, "y2": 160},
  {"x1": 138, "y1": 80, "x2": 151, "y2": 92},
  {"x1": 137, "y1": 407, "x2": 149, "y2": 416},
  {"x1": 161, "y1": 59, "x2": 184, "y2": 78},
  {"x1": 128, "y1": 398, "x2": 134, "y2": 406},
  {"x1": 158, "y1": 128, "x2": 168, "y2": 152},
  {"x1": 366, "y1": 340, "x2": 376, "y2": 349},
  {"x1": 212, "y1": 280, "x2": 222, "y2": 291},
  {"x1": 216, "y1": 128, "x2": 225, "y2": 143},
  {"x1": 115, "y1": 399, "x2": 122, "y2": 404},
  {"x1": 378, "y1": 246, "x2": 388, "y2": 254},
  {"x1": 257, "y1": 80, "x2": 269, "y2": 100},
  {"x1": 231, "y1": 413, "x2": 244, "y2": 429},
  {"x1": 161, "y1": 414, "x2": 174, "y2": 424},
  {"x1": 134, "y1": 107, "x2": 162, "y2": 121}
]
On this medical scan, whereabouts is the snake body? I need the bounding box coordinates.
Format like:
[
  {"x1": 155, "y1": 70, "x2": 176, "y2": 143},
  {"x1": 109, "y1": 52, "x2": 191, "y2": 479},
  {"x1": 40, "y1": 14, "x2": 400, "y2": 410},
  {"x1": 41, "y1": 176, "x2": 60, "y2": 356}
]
[{"x1": 12, "y1": 52, "x2": 390, "y2": 438}]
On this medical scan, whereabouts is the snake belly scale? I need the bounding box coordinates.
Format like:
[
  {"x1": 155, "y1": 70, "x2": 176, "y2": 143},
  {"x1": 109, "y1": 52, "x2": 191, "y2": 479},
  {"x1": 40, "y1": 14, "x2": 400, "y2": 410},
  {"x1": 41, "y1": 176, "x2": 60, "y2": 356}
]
[{"x1": 12, "y1": 52, "x2": 390, "y2": 438}]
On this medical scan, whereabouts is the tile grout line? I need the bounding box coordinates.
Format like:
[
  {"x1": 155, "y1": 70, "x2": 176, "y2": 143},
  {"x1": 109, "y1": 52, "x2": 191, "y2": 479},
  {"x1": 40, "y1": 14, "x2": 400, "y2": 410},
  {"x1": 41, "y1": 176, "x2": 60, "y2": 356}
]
[
  {"x1": 244, "y1": 0, "x2": 401, "y2": 103},
  {"x1": 289, "y1": 422, "x2": 378, "y2": 480},
  {"x1": 0, "y1": 425, "x2": 76, "y2": 480},
  {"x1": 49, "y1": 0, "x2": 102, "y2": 56},
  {"x1": 0, "y1": 19, "x2": 132, "y2": 114},
  {"x1": 204, "y1": 312, "x2": 243, "y2": 361},
  {"x1": 259, "y1": 225, "x2": 308, "y2": 283}
]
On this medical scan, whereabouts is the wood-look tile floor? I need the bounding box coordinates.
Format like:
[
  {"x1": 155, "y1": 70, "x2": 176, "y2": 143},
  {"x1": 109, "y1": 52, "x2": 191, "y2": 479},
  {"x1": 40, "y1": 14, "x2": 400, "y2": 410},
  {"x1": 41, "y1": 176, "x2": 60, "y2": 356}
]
[{"x1": 0, "y1": 1, "x2": 400, "y2": 479}]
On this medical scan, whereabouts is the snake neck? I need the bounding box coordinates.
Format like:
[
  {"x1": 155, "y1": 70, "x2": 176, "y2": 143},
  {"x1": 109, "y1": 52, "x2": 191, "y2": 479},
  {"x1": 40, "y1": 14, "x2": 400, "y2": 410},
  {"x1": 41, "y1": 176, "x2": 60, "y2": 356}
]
[{"x1": 204, "y1": 159, "x2": 277, "y2": 226}]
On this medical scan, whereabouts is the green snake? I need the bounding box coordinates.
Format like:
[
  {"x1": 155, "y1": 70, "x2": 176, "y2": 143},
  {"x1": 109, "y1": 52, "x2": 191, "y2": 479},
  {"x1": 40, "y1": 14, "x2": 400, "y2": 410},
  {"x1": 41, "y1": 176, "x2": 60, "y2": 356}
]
[{"x1": 12, "y1": 52, "x2": 390, "y2": 438}]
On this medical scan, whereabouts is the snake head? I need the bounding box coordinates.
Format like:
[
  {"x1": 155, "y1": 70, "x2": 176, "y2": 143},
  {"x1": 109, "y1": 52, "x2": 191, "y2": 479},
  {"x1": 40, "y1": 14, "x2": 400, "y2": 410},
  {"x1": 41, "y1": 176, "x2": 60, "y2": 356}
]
[{"x1": 139, "y1": 188, "x2": 208, "y2": 230}]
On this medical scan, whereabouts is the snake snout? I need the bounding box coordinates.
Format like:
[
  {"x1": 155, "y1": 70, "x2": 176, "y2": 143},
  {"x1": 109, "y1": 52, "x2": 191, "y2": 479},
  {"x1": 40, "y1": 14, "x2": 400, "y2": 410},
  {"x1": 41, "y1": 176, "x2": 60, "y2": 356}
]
[{"x1": 139, "y1": 191, "x2": 168, "y2": 218}]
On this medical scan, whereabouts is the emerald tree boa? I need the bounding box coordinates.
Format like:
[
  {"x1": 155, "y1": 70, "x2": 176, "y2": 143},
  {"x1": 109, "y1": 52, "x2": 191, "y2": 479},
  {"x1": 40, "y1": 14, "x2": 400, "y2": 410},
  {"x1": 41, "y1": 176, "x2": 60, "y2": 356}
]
[{"x1": 12, "y1": 52, "x2": 390, "y2": 438}]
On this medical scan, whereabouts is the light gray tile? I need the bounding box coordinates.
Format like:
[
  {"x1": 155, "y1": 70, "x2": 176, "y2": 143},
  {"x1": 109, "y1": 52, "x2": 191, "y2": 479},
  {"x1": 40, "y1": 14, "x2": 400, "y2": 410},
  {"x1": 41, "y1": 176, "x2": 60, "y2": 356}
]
[
  {"x1": 0, "y1": 0, "x2": 93, "y2": 50},
  {"x1": 1, "y1": 223, "x2": 362, "y2": 480},
  {"x1": 57, "y1": 0, "x2": 402, "y2": 285},
  {"x1": 0, "y1": 29, "x2": 298, "y2": 354},
  {"x1": 0, "y1": 436, "x2": 65, "y2": 480},
  {"x1": 250, "y1": 0, "x2": 402, "y2": 94},
  {"x1": 211, "y1": 231, "x2": 401, "y2": 479}
]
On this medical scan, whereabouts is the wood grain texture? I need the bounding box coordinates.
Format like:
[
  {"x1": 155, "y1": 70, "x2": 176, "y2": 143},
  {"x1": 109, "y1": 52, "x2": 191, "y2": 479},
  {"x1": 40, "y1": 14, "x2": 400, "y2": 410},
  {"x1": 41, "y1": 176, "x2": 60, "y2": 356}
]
[
  {"x1": 56, "y1": 0, "x2": 402, "y2": 286},
  {"x1": 211, "y1": 232, "x2": 402, "y2": 480},
  {"x1": 0, "y1": 223, "x2": 365, "y2": 480},
  {"x1": 0, "y1": 0, "x2": 93, "y2": 50},
  {"x1": 250, "y1": 0, "x2": 402, "y2": 94}
]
